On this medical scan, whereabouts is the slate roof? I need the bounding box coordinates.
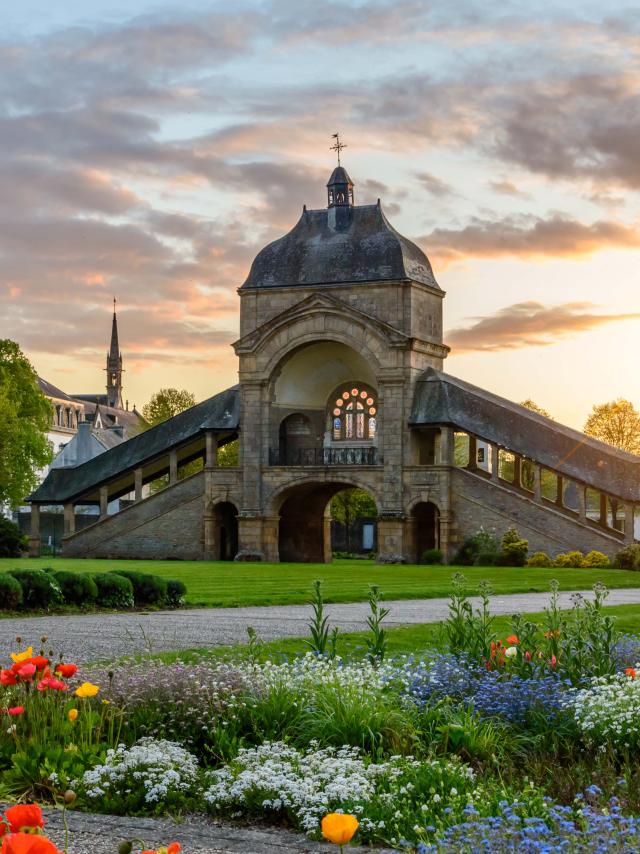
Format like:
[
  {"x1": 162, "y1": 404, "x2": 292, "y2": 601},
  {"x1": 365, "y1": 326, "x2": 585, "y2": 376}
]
[
  {"x1": 241, "y1": 202, "x2": 439, "y2": 290},
  {"x1": 30, "y1": 385, "x2": 240, "y2": 503},
  {"x1": 411, "y1": 368, "x2": 640, "y2": 500},
  {"x1": 38, "y1": 377, "x2": 77, "y2": 402}
]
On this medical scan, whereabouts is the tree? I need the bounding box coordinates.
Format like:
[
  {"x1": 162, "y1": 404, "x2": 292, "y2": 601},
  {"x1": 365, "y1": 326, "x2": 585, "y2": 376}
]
[
  {"x1": 584, "y1": 399, "x2": 640, "y2": 455},
  {"x1": 0, "y1": 340, "x2": 52, "y2": 508},
  {"x1": 330, "y1": 488, "x2": 377, "y2": 554},
  {"x1": 520, "y1": 399, "x2": 553, "y2": 419},
  {"x1": 218, "y1": 439, "x2": 239, "y2": 467},
  {"x1": 142, "y1": 388, "x2": 196, "y2": 426}
]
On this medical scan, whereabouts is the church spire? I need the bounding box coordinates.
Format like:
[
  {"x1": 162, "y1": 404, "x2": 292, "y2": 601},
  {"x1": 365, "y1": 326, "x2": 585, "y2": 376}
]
[{"x1": 106, "y1": 298, "x2": 124, "y2": 409}]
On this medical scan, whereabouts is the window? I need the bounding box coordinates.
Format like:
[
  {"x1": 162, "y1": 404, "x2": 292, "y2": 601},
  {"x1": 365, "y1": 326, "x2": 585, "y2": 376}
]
[{"x1": 330, "y1": 386, "x2": 377, "y2": 441}]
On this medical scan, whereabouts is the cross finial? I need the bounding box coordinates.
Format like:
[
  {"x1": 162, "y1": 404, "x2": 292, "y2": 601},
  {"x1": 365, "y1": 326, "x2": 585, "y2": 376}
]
[
  {"x1": 113, "y1": 296, "x2": 117, "y2": 313},
  {"x1": 330, "y1": 132, "x2": 347, "y2": 165}
]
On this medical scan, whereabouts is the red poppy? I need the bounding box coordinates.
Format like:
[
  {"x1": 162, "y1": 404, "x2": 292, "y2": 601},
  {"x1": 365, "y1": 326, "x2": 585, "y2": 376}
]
[
  {"x1": 625, "y1": 667, "x2": 636, "y2": 679},
  {"x1": 36, "y1": 677, "x2": 67, "y2": 693},
  {"x1": 8, "y1": 707, "x2": 24, "y2": 716},
  {"x1": 0, "y1": 821, "x2": 7, "y2": 838},
  {"x1": 1, "y1": 834, "x2": 62, "y2": 854},
  {"x1": 29, "y1": 657, "x2": 49, "y2": 672},
  {"x1": 549, "y1": 655, "x2": 557, "y2": 668},
  {"x1": 506, "y1": 635, "x2": 520, "y2": 645},
  {"x1": 3, "y1": 805, "x2": 45, "y2": 834},
  {"x1": 0, "y1": 670, "x2": 17, "y2": 687},
  {"x1": 16, "y1": 664, "x2": 36, "y2": 680},
  {"x1": 524, "y1": 651, "x2": 532, "y2": 661},
  {"x1": 54, "y1": 664, "x2": 77, "y2": 679}
]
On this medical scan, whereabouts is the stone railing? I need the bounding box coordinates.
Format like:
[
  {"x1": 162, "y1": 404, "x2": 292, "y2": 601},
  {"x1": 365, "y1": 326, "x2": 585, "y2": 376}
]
[{"x1": 268, "y1": 446, "x2": 378, "y2": 466}]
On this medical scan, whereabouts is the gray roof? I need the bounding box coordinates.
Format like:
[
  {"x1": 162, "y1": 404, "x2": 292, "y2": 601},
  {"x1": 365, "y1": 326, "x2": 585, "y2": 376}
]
[
  {"x1": 411, "y1": 368, "x2": 640, "y2": 500},
  {"x1": 241, "y1": 202, "x2": 439, "y2": 290},
  {"x1": 38, "y1": 377, "x2": 76, "y2": 402},
  {"x1": 30, "y1": 385, "x2": 240, "y2": 503}
]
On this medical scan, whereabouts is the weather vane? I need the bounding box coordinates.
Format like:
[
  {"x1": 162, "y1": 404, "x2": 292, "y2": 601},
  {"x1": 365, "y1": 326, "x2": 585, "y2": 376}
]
[{"x1": 330, "y1": 132, "x2": 347, "y2": 165}]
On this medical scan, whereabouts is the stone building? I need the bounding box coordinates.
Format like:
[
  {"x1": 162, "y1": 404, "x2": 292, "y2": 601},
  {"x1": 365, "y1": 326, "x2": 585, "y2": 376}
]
[{"x1": 28, "y1": 166, "x2": 640, "y2": 562}]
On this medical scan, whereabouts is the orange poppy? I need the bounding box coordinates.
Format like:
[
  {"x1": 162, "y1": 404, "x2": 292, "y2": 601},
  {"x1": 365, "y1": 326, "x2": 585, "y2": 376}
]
[
  {"x1": 625, "y1": 667, "x2": 636, "y2": 679},
  {"x1": 1, "y1": 834, "x2": 62, "y2": 854},
  {"x1": 4, "y1": 805, "x2": 45, "y2": 834},
  {"x1": 506, "y1": 635, "x2": 519, "y2": 645},
  {"x1": 321, "y1": 814, "x2": 359, "y2": 846},
  {"x1": 54, "y1": 664, "x2": 77, "y2": 679}
]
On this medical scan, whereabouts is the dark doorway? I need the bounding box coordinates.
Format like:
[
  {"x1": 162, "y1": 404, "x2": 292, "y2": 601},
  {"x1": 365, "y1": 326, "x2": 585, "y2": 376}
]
[
  {"x1": 214, "y1": 501, "x2": 238, "y2": 561},
  {"x1": 412, "y1": 501, "x2": 440, "y2": 562}
]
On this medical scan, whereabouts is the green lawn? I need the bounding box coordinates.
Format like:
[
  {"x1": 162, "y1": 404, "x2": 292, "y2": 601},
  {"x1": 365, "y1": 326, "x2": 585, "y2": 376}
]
[
  {"x1": 2, "y1": 557, "x2": 640, "y2": 608},
  {"x1": 154, "y1": 603, "x2": 640, "y2": 664}
]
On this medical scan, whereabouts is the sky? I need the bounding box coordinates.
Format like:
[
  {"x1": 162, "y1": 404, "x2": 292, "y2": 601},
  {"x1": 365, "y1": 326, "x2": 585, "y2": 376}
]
[{"x1": 1, "y1": 0, "x2": 639, "y2": 427}]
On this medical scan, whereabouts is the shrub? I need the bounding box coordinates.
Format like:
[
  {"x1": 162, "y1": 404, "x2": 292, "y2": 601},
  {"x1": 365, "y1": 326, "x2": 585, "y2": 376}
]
[
  {"x1": 422, "y1": 548, "x2": 443, "y2": 565},
  {"x1": 8, "y1": 569, "x2": 62, "y2": 609},
  {"x1": 0, "y1": 517, "x2": 27, "y2": 558},
  {"x1": 93, "y1": 573, "x2": 134, "y2": 609},
  {"x1": 53, "y1": 571, "x2": 98, "y2": 606},
  {"x1": 114, "y1": 571, "x2": 168, "y2": 606},
  {"x1": 166, "y1": 579, "x2": 187, "y2": 607},
  {"x1": 0, "y1": 573, "x2": 23, "y2": 609},
  {"x1": 455, "y1": 528, "x2": 500, "y2": 566},
  {"x1": 582, "y1": 550, "x2": 611, "y2": 568},
  {"x1": 614, "y1": 543, "x2": 640, "y2": 570},
  {"x1": 500, "y1": 527, "x2": 529, "y2": 566},
  {"x1": 526, "y1": 551, "x2": 553, "y2": 568},
  {"x1": 554, "y1": 551, "x2": 584, "y2": 568},
  {"x1": 78, "y1": 738, "x2": 200, "y2": 814}
]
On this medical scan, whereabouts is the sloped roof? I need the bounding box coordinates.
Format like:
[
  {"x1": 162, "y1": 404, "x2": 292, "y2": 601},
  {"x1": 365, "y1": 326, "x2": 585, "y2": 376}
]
[
  {"x1": 241, "y1": 202, "x2": 439, "y2": 290},
  {"x1": 30, "y1": 385, "x2": 240, "y2": 503},
  {"x1": 411, "y1": 368, "x2": 640, "y2": 500},
  {"x1": 38, "y1": 377, "x2": 76, "y2": 402}
]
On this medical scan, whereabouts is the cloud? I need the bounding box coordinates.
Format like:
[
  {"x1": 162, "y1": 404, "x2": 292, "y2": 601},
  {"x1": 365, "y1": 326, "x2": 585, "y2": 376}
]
[
  {"x1": 487, "y1": 180, "x2": 530, "y2": 199},
  {"x1": 415, "y1": 171, "x2": 455, "y2": 197},
  {"x1": 423, "y1": 213, "x2": 640, "y2": 263},
  {"x1": 446, "y1": 301, "x2": 640, "y2": 352}
]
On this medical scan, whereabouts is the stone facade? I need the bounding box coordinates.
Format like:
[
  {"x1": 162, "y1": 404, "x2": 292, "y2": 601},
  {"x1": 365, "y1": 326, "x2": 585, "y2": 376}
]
[{"x1": 31, "y1": 167, "x2": 640, "y2": 563}]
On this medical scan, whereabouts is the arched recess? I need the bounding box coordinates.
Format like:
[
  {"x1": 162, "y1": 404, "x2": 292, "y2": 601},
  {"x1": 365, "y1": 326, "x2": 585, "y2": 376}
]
[
  {"x1": 411, "y1": 501, "x2": 440, "y2": 563},
  {"x1": 272, "y1": 478, "x2": 379, "y2": 563},
  {"x1": 279, "y1": 413, "x2": 313, "y2": 465},
  {"x1": 210, "y1": 501, "x2": 238, "y2": 561}
]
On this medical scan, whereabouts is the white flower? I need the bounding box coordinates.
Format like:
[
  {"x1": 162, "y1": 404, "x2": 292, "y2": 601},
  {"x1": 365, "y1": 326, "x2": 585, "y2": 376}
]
[{"x1": 504, "y1": 646, "x2": 518, "y2": 659}]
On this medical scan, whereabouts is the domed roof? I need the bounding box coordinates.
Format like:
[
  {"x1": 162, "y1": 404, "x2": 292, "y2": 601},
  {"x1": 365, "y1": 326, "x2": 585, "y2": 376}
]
[{"x1": 241, "y1": 201, "x2": 439, "y2": 290}]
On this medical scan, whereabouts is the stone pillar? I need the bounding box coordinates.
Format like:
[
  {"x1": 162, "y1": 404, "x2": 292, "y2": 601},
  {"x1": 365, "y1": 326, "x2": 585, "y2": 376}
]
[
  {"x1": 467, "y1": 435, "x2": 478, "y2": 471},
  {"x1": 379, "y1": 378, "x2": 405, "y2": 512},
  {"x1": 205, "y1": 431, "x2": 218, "y2": 468},
  {"x1": 490, "y1": 443, "x2": 500, "y2": 481},
  {"x1": 63, "y1": 502, "x2": 75, "y2": 537},
  {"x1": 323, "y1": 507, "x2": 333, "y2": 564},
  {"x1": 239, "y1": 380, "x2": 265, "y2": 516},
  {"x1": 203, "y1": 509, "x2": 217, "y2": 560},
  {"x1": 624, "y1": 503, "x2": 635, "y2": 543},
  {"x1": 599, "y1": 492, "x2": 608, "y2": 527},
  {"x1": 99, "y1": 485, "x2": 109, "y2": 519},
  {"x1": 578, "y1": 485, "x2": 586, "y2": 521},
  {"x1": 556, "y1": 475, "x2": 564, "y2": 507},
  {"x1": 533, "y1": 465, "x2": 542, "y2": 501},
  {"x1": 169, "y1": 450, "x2": 178, "y2": 484},
  {"x1": 261, "y1": 516, "x2": 280, "y2": 563},
  {"x1": 28, "y1": 504, "x2": 41, "y2": 557},
  {"x1": 134, "y1": 468, "x2": 143, "y2": 502},
  {"x1": 439, "y1": 426, "x2": 455, "y2": 466},
  {"x1": 513, "y1": 455, "x2": 522, "y2": 488},
  {"x1": 235, "y1": 511, "x2": 265, "y2": 561},
  {"x1": 377, "y1": 513, "x2": 406, "y2": 563}
]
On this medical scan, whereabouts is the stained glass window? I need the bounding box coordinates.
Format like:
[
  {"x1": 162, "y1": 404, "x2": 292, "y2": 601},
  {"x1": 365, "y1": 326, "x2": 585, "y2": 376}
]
[{"x1": 329, "y1": 386, "x2": 378, "y2": 441}]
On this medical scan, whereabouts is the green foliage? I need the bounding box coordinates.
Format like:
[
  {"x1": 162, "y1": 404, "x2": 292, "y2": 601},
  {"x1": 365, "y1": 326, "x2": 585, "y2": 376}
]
[
  {"x1": 53, "y1": 570, "x2": 98, "y2": 606},
  {"x1": 8, "y1": 569, "x2": 62, "y2": 609},
  {"x1": 218, "y1": 439, "x2": 239, "y2": 467},
  {"x1": 583, "y1": 550, "x2": 611, "y2": 568},
  {"x1": 0, "y1": 572, "x2": 22, "y2": 609},
  {"x1": 614, "y1": 543, "x2": 640, "y2": 570},
  {"x1": 0, "y1": 744, "x2": 107, "y2": 801},
  {"x1": 445, "y1": 574, "x2": 496, "y2": 661},
  {"x1": 114, "y1": 570, "x2": 168, "y2": 606},
  {"x1": 526, "y1": 551, "x2": 553, "y2": 567},
  {"x1": 141, "y1": 387, "x2": 196, "y2": 426},
  {"x1": 554, "y1": 551, "x2": 585, "y2": 568},
  {"x1": 166, "y1": 578, "x2": 187, "y2": 607},
  {"x1": 304, "y1": 580, "x2": 332, "y2": 655},
  {"x1": 422, "y1": 548, "x2": 443, "y2": 565},
  {"x1": 0, "y1": 340, "x2": 53, "y2": 508},
  {"x1": 500, "y1": 527, "x2": 529, "y2": 567},
  {"x1": 330, "y1": 488, "x2": 376, "y2": 553},
  {"x1": 365, "y1": 585, "x2": 389, "y2": 665},
  {"x1": 455, "y1": 528, "x2": 500, "y2": 566},
  {"x1": 93, "y1": 572, "x2": 134, "y2": 609},
  {"x1": 0, "y1": 517, "x2": 27, "y2": 557}
]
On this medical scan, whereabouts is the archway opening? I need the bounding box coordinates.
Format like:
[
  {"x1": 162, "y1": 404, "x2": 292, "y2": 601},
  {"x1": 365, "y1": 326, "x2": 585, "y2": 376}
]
[
  {"x1": 411, "y1": 501, "x2": 440, "y2": 563},
  {"x1": 277, "y1": 482, "x2": 377, "y2": 563},
  {"x1": 213, "y1": 501, "x2": 238, "y2": 561}
]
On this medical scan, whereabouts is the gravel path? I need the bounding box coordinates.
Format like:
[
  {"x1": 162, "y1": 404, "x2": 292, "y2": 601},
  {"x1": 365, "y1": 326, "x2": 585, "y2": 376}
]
[
  {"x1": 10, "y1": 807, "x2": 395, "y2": 854},
  {"x1": 2, "y1": 588, "x2": 640, "y2": 664}
]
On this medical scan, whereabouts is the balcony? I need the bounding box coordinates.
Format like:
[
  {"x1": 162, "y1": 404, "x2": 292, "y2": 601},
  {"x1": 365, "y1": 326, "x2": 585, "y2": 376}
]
[{"x1": 269, "y1": 446, "x2": 378, "y2": 466}]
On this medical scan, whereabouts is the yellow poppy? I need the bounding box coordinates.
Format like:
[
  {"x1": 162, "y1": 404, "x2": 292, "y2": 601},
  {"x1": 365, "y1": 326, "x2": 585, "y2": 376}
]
[
  {"x1": 10, "y1": 647, "x2": 33, "y2": 664},
  {"x1": 75, "y1": 682, "x2": 100, "y2": 698},
  {"x1": 321, "y1": 813, "x2": 359, "y2": 846},
  {"x1": 68, "y1": 708, "x2": 78, "y2": 722}
]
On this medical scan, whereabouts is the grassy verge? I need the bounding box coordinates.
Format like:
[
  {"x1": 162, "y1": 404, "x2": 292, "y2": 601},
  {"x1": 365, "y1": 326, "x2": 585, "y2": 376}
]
[
  {"x1": 2, "y1": 557, "x2": 639, "y2": 608},
  {"x1": 149, "y1": 603, "x2": 640, "y2": 665}
]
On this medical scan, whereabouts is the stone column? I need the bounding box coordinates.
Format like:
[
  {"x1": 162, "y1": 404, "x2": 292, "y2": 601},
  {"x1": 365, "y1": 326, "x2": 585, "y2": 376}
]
[
  {"x1": 203, "y1": 510, "x2": 217, "y2": 560},
  {"x1": 376, "y1": 513, "x2": 406, "y2": 563},
  {"x1": 99, "y1": 485, "x2": 109, "y2": 519},
  {"x1": 169, "y1": 450, "x2": 178, "y2": 485},
  {"x1": 235, "y1": 511, "x2": 265, "y2": 561},
  {"x1": 624, "y1": 502, "x2": 635, "y2": 543},
  {"x1": 134, "y1": 468, "x2": 143, "y2": 502},
  {"x1": 467, "y1": 435, "x2": 478, "y2": 471},
  {"x1": 556, "y1": 475, "x2": 564, "y2": 507},
  {"x1": 599, "y1": 492, "x2": 608, "y2": 527},
  {"x1": 533, "y1": 465, "x2": 542, "y2": 502},
  {"x1": 261, "y1": 516, "x2": 280, "y2": 563},
  {"x1": 513, "y1": 455, "x2": 522, "y2": 488},
  {"x1": 578, "y1": 485, "x2": 587, "y2": 521},
  {"x1": 28, "y1": 504, "x2": 41, "y2": 557},
  {"x1": 490, "y1": 443, "x2": 500, "y2": 481},
  {"x1": 440, "y1": 426, "x2": 455, "y2": 466},
  {"x1": 63, "y1": 502, "x2": 75, "y2": 537},
  {"x1": 379, "y1": 378, "x2": 405, "y2": 513},
  {"x1": 205, "y1": 431, "x2": 218, "y2": 468}
]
